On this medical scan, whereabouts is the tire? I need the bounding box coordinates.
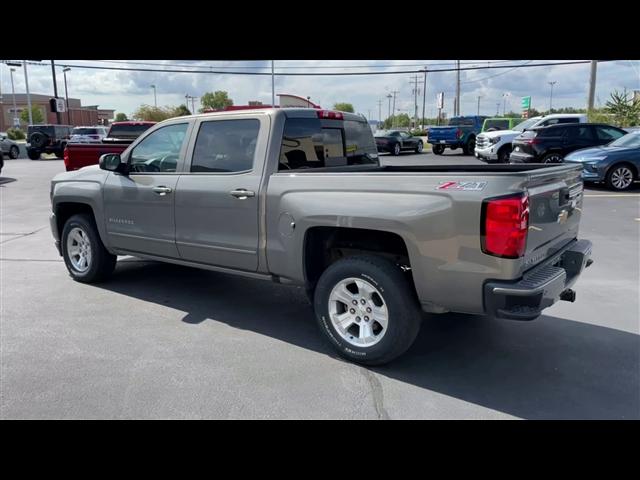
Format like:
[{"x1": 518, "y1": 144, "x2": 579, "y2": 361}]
[
  {"x1": 53, "y1": 149, "x2": 64, "y2": 159},
  {"x1": 541, "y1": 152, "x2": 563, "y2": 164},
  {"x1": 61, "y1": 213, "x2": 117, "y2": 283},
  {"x1": 27, "y1": 149, "x2": 41, "y2": 160},
  {"x1": 497, "y1": 145, "x2": 512, "y2": 163},
  {"x1": 415, "y1": 141, "x2": 423, "y2": 153},
  {"x1": 0, "y1": 153, "x2": 4, "y2": 174},
  {"x1": 392, "y1": 142, "x2": 401, "y2": 156},
  {"x1": 9, "y1": 145, "x2": 19, "y2": 160},
  {"x1": 462, "y1": 137, "x2": 475, "y2": 155},
  {"x1": 606, "y1": 163, "x2": 636, "y2": 191},
  {"x1": 432, "y1": 144, "x2": 444, "y2": 155},
  {"x1": 313, "y1": 254, "x2": 422, "y2": 366}
]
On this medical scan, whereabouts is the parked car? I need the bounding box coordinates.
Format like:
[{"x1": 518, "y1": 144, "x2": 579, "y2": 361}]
[
  {"x1": 26, "y1": 124, "x2": 73, "y2": 160},
  {"x1": 427, "y1": 116, "x2": 488, "y2": 155},
  {"x1": 0, "y1": 132, "x2": 21, "y2": 159},
  {"x1": 63, "y1": 121, "x2": 156, "y2": 171},
  {"x1": 565, "y1": 130, "x2": 640, "y2": 190},
  {"x1": 510, "y1": 123, "x2": 627, "y2": 164},
  {"x1": 69, "y1": 126, "x2": 109, "y2": 143},
  {"x1": 481, "y1": 117, "x2": 523, "y2": 133},
  {"x1": 475, "y1": 114, "x2": 588, "y2": 163},
  {"x1": 374, "y1": 130, "x2": 423, "y2": 155},
  {"x1": 49, "y1": 108, "x2": 593, "y2": 365}
]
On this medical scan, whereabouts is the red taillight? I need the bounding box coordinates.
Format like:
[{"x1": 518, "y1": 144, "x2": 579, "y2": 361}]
[
  {"x1": 523, "y1": 137, "x2": 540, "y2": 145},
  {"x1": 316, "y1": 110, "x2": 344, "y2": 120},
  {"x1": 456, "y1": 128, "x2": 463, "y2": 138},
  {"x1": 482, "y1": 194, "x2": 529, "y2": 258},
  {"x1": 63, "y1": 147, "x2": 70, "y2": 169}
]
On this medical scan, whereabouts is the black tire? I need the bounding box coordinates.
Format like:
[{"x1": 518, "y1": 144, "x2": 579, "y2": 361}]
[
  {"x1": 53, "y1": 149, "x2": 64, "y2": 159},
  {"x1": 313, "y1": 254, "x2": 422, "y2": 366},
  {"x1": 9, "y1": 145, "x2": 19, "y2": 160},
  {"x1": 61, "y1": 213, "x2": 117, "y2": 283},
  {"x1": 27, "y1": 149, "x2": 41, "y2": 160},
  {"x1": 541, "y1": 152, "x2": 563, "y2": 164},
  {"x1": 462, "y1": 136, "x2": 475, "y2": 155},
  {"x1": 497, "y1": 145, "x2": 512, "y2": 163},
  {"x1": 392, "y1": 142, "x2": 401, "y2": 156},
  {"x1": 30, "y1": 132, "x2": 48, "y2": 149},
  {"x1": 415, "y1": 141, "x2": 423, "y2": 153},
  {"x1": 432, "y1": 144, "x2": 444, "y2": 155},
  {"x1": 0, "y1": 153, "x2": 4, "y2": 174},
  {"x1": 606, "y1": 163, "x2": 636, "y2": 191}
]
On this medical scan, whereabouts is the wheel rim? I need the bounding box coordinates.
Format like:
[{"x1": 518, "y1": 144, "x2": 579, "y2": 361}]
[
  {"x1": 544, "y1": 154, "x2": 561, "y2": 163},
  {"x1": 417, "y1": 142, "x2": 423, "y2": 152},
  {"x1": 394, "y1": 144, "x2": 400, "y2": 155},
  {"x1": 66, "y1": 227, "x2": 92, "y2": 272},
  {"x1": 10, "y1": 146, "x2": 19, "y2": 159},
  {"x1": 328, "y1": 277, "x2": 389, "y2": 347},
  {"x1": 611, "y1": 167, "x2": 633, "y2": 189}
]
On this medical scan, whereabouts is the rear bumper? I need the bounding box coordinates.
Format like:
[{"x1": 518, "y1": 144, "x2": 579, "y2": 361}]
[
  {"x1": 508, "y1": 151, "x2": 535, "y2": 163},
  {"x1": 484, "y1": 239, "x2": 593, "y2": 320}
]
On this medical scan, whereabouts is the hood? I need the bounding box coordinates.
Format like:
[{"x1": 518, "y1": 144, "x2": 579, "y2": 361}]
[
  {"x1": 479, "y1": 129, "x2": 520, "y2": 138},
  {"x1": 565, "y1": 145, "x2": 633, "y2": 162},
  {"x1": 52, "y1": 164, "x2": 106, "y2": 183}
]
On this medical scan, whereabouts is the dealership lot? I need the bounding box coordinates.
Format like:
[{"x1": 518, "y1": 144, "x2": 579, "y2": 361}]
[{"x1": 1, "y1": 153, "x2": 638, "y2": 419}]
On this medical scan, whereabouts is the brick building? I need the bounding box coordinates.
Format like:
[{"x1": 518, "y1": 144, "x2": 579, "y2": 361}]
[{"x1": 0, "y1": 93, "x2": 114, "y2": 131}]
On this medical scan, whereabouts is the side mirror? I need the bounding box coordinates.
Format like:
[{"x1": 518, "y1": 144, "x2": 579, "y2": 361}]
[{"x1": 99, "y1": 153, "x2": 127, "y2": 174}]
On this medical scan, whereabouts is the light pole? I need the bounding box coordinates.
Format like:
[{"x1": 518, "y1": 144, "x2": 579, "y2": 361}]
[
  {"x1": 496, "y1": 102, "x2": 500, "y2": 116},
  {"x1": 150, "y1": 84, "x2": 157, "y2": 107},
  {"x1": 502, "y1": 93, "x2": 510, "y2": 116},
  {"x1": 386, "y1": 94, "x2": 392, "y2": 125},
  {"x1": 548, "y1": 81, "x2": 557, "y2": 113},
  {"x1": 23, "y1": 61, "x2": 33, "y2": 125},
  {"x1": 477, "y1": 95, "x2": 482, "y2": 116},
  {"x1": 63, "y1": 67, "x2": 71, "y2": 125},
  {"x1": 9, "y1": 68, "x2": 18, "y2": 128}
]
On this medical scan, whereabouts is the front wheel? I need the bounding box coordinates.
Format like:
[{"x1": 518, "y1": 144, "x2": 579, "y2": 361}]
[
  {"x1": 415, "y1": 141, "x2": 423, "y2": 153},
  {"x1": 9, "y1": 145, "x2": 19, "y2": 159},
  {"x1": 62, "y1": 214, "x2": 117, "y2": 283},
  {"x1": 27, "y1": 149, "x2": 41, "y2": 160},
  {"x1": 462, "y1": 137, "x2": 475, "y2": 155},
  {"x1": 606, "y1": 164, "x2": 635, "y2": 191},
  {"x1": 432, "y1": 144, "x2": 444, "y2": 155},
  {"x1": 392, "y1": 142, "x2": 401, "y2": 156},
  {"x1": 313, "y1": 255, "x2": 422, "y2": 366},
  {"x1": 541, "y1": 152, "x2": 563, "y2": 164},
  {"x1": 497, "y1": 145, "x2": 512, "y2": 163}
]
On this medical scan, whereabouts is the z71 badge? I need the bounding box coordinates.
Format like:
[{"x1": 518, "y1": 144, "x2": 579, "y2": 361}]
[{"x1": 437, "y1": 181, "x2": 487, "y2": 191}]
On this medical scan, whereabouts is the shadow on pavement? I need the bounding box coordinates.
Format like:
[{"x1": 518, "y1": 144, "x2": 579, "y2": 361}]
[
  {"x1": 0, "y1": 177, "x2": 17, "y2": 185},
  {"x1": 96, "y1": 260, "x2": 640, "y2": 419}
]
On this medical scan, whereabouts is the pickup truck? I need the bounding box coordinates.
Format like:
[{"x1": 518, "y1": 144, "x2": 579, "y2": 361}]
[
  {"x1": 63, "y1": 121, "x2": 155, "y2": 171},
  {"x1": 428, "y1": 115, "x2": 487, "y2": 155},
  {"x1": 49, "y1": 108, "x2": 593, "y2": 365}
]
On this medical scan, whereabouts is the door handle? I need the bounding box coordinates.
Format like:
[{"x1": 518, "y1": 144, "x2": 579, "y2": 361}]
[
  {"x1": 152, "y1": 186, "x2": 173, "y2": 196},
  {"x1": 230, "y1": 189, "x2": 255, "y2": 199}
]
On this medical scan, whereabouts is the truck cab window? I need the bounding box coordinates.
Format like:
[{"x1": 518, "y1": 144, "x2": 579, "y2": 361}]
[
  {"x1": 129, "y1": 123, "x2": 188, "y2": 173},
  {"x1": 191, "y1": 119, "x2": 260, "y2": 173}
]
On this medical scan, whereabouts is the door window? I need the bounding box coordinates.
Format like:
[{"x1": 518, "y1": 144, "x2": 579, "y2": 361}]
[
  {"x1": 129, "y1": 123, "x2": 188, "y2": 173},
  {"x1": 595, "y1": 126, "x2": 625, "y2": 142}
]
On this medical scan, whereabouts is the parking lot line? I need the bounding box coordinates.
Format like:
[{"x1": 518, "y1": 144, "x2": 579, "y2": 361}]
[{"x1": 583, "y1": 194, "x2": 640, "y2": 198}]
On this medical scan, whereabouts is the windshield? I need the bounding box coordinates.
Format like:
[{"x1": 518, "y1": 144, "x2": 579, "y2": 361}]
[
  {"x1": 484, "y1": 119, "x2": 510, "y2": 131},
  {"x1": 374, "y1": 130, "x2": 393, "y2": 137},
  {"x1": 513, "y1": 118, "x2": 539, "y2": 131},
  {"x1": 609, "y1": 132, "x2": 640, "y2": 148}
]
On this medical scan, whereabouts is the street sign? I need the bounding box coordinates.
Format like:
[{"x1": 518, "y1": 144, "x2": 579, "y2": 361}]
[
  {"x1": 521, "y1": 96, "x2": 531, "y2": 110},
  {"x1": 50, "y1": 98, "x2": 66, "y2": 113},
  {"x1": 437, "y1": 92, "x2": 444, "y2": 109},
  {"x1": 13, "y1": 117, "x2": 21, "y2": 127}
]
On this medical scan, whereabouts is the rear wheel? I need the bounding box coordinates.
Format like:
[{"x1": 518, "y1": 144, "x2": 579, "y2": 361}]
[
  {"x1": 392, "y1": 142, "x2": 401, "y2": 156},
  {"x1": 606, "y1": 164, "x2": 635, "y2": 191},
  {"x1": 432, "y1": 144, "x2": 444, "y2": 155},
  {"x1": 541, "y1": 152, "x2": 563, "y2": 163},
  {"x1": 313, "y1": 255, "x2": 422, "y2": 365},
  {"x1": 415, "y1": 141, "x2": 423, "y2": 153},
  {"x1": 462, "y1": 137, "x2": 475, "y2": 155},
  {"x1": 9, "y1": 145, "x2": 19, "y2": 159},
  {"x1": 62, "y1": 214, "x2": 117, "y2": 283},
  {"x1": 27, "y1": 149, "x2": 41, "y2": 160}
]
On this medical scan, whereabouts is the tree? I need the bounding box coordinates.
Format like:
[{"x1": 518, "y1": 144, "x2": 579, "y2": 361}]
[
  {"x1": 382, "y1": 113, "x2": 411, "y2": 129},
  {"x1": 200, "y1": 91, "x2": 233, "y2": 112},
  {"x1": 114, "y1": 112, "x2": 128, "y2": 122},
  {"x1": 604, "y1": 90, "x2": 640, "y2": 127},
  {"x1": 132, "y1": 105, "x2": 175, "y2": 122},
  {"x1": 173, "y1": 104, "x2": 192, "y2": 116},
  {"x1": 20, "y1": 106, "x2": 44, "y2": 124},
  {"x1": 333, "y1": 102, "x2": 354, "y2": 113}
]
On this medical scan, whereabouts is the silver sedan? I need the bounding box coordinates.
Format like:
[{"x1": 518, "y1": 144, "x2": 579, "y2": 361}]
[{"x1": 0, "y1": 132, "x2": 21, "y2": 159}]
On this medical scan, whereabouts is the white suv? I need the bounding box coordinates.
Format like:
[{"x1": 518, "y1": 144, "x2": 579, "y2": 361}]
[{"x1": 475, "y1": 114, "x2": 588, "y2": 163}]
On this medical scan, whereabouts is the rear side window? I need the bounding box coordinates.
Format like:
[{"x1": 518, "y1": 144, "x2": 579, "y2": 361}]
[
  {"x1": 596, "y1": 126, "x2": 625, "y2": 142},
  {"x1": 538, "y1": 127, "x2": 568, "y2": 137},
  {"x1": 109, "y1": 124, "x2": 154, "y2": 137},
  {"x1": 191, "y1": 119, "x2": 260, "y2": 173},
  {"x1": 343, "y1": 119, "x2": 378, "y2": 164},
  {"x1": 567, "y1": 126, "x2": 594, "y2": 140},
  {"x1": 448, "y1": 117, "x2": 474, "y2": 126}
]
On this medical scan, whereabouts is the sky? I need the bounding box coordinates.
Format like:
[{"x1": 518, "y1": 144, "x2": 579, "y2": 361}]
[{"x1": 1, "y1": 60, "x2": 639, "y2": 120}]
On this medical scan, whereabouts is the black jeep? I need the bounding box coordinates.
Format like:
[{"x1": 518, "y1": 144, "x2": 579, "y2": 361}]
[{"x1": 26, "y1": 125, "x2": 73, "y2": 160}]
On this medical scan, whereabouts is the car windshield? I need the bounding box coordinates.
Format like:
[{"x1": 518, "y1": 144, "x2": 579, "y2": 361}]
[
  {"x1": 374, "y1": 130, "x2": 393, "y2": 137},
  {"x1": 608, "y1": 132, "x2": 640, "y2": 148},
  {"x1": 513, "y1": 118, "x2": 539, "y2": 131}
]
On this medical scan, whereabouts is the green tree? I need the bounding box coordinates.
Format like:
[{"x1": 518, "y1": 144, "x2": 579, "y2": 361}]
[
  {"x1": 199, "y1": 91, "x2": 233, "y2": 112},
  {"x1": 604, "y1": 90, "x2": 640, "y2": 127},
  {"x1": 20, "y1": 106, "x2": 44, "y2": 124},
  {"x1": 114, "y1": 112, "x2": 128, "y2": 122},
  {"x1": 173, "y1": 104, "x2": 192, "y2": 116},
  {"x1": 333, "y1": 102, "x2": 354, "y2": 113},
  {"x1": 132, "y1": 105, "x2": 175, "y2": 122},
  {"x1": 383, "y1": 113, "x2": 411, "y2": 129}
]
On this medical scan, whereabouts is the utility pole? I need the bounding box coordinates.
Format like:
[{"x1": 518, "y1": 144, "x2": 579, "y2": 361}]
[
  {"x1": 587, "y1": 61, "x2": 597, "y2": 111},
  {"x1": 23, "y1": 61, "x2": 33, "y2": 125},
  {"x1": 391, "y1": 90, "x2": 399, "y2": 127},
  {"x1": 496, "y1": 102, "x2": 500, "y2": 116},
  {"x1": 455, "y1": 60, "x2": 461, "y2": 116},
  {"x1": 51, "y1": 60, "x2": 61, "y2": 124},
  {"x1": 409, "y1": 75, "x2": 420, "y2": 129},
  {"x1": 63, "y1": 67, "x2": 71, "y2": 125},
  {"x1": 421, "y1": 67, "x2": 427, "y2": 130},
  {"x1": 386, "y1": 94, "x2": 392, "y2": 124},
  {"x1": 271, "y1": 60, "x2": 275, "y2": 107},
  {"x1": 502, "y1": 92, "x2": 510, "y2": 116},
  {"x1": 9, "y1": 68, "x2": 18, "y2": 127},
  {"x1": 378, "y1": 98, "x2": 382, "y2": 127},
  {"x1": 548, "y1": 81, "x2": 557, "y2": 113},
  {"x1": 150, "y1": 84, "x2": 157, "y2": 107},
  {"x1": 477, "y1": 95, "x2": 482, "y2": 116}
]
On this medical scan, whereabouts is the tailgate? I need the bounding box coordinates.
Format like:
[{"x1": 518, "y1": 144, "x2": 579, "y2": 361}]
[
  {"x1": 522, "y1": 164, "x2": 584, "y2": 270},
  {"x1": 428, "y1": 127, "x2": 458, "y2": 142}
]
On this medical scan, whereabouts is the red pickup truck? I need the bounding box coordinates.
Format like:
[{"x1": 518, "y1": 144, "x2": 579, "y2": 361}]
[{"x1": 63, "y1": 121, "x2": 156, "y2": 171}]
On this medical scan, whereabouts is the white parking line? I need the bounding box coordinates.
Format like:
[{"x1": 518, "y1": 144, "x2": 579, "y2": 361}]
[{"x1": 584, "y1": 194, "x2": 640, "y2": 198}]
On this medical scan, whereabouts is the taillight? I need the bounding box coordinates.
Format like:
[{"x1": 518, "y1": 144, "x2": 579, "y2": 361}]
[
  {"x1": 523, "y1": 137, "x2": 540, "y2": 145},
  {"x1": 481, "y1": 194, "x2": 529, "y2": 258},
  {"x1": 456, "y1": 128, "x2": 463, "y2": 138},
  {"x1": 316, "y1": 110, "x2": 344, "y2": 120},
  {"x1": 63, "y1": 147, "x2": 70, "y2": 169}
]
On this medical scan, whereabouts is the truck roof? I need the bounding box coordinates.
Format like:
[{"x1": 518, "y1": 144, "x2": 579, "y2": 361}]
[{"x1": 177, "y1": 108, "x2": 367, "y2": 123}]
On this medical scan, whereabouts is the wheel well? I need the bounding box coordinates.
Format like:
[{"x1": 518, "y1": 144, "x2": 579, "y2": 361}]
[
  {"x1": 607, "y1": 162, "x2": 638, "y2": 179},
  {"x1": 303, "y1": 227, "x2": 412, "y2": 290},
  {"x1": 55, "y1": 203, "x2": 95, "y2": 237}
]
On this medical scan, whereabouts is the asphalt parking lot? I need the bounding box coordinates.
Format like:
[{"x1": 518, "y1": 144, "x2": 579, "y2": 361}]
[{"x1": 1, "y1": 152, "x2": 639, "y2": 419}]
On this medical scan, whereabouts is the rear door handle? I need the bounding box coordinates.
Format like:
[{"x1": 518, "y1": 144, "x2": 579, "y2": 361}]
[
  {"x1": 230, "y1": 189, "x2": 255, "y2": 199},
  {"x1": 152, "y1": 186, "x2": 173, "y2": 196}
]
